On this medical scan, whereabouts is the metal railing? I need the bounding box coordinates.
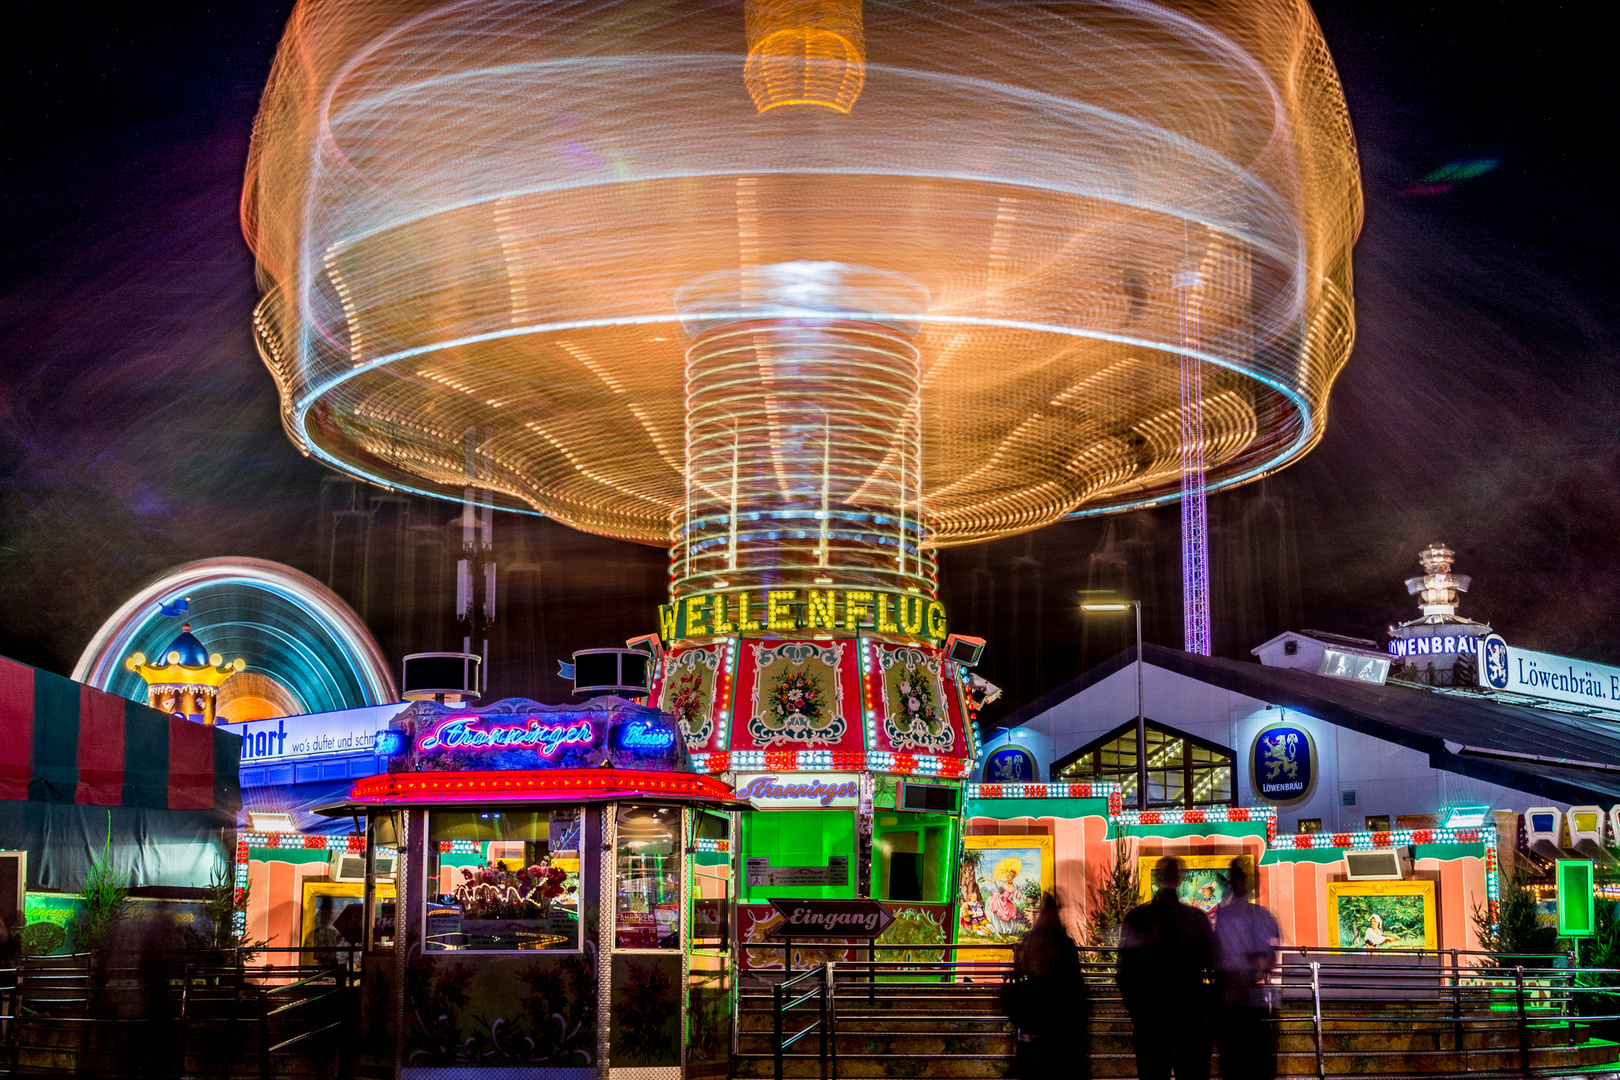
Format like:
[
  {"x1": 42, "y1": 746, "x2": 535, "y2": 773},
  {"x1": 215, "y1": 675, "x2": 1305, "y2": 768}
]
[
  {"x1": 752, "y1": 943, "x2": 1620, "y2": 1079},
  {"x1": 1, "y1": 945, "x2": 358, "y2": 1077},
  {"x1": 180, "y1": 949, "x2": 357, "y2": 1080},
  {"x1": 773, "y1": 961, "x2": 836, "y2": 1080}
]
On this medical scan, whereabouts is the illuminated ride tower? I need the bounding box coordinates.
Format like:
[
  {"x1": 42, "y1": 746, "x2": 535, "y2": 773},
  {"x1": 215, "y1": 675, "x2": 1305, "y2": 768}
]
[
  {"x1": 125, "y1": 624, "x2": 244, "y2": 725},
  {"x1": 243, "y1": 0, "x2": 1361, "y2": 910}
]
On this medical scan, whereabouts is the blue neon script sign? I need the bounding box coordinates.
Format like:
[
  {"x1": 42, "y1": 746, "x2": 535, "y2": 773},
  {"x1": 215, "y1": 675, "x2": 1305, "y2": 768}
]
[
  {"x1": 416, "y1": 715, "x2": 594, "y2": 756},
  {"x1": 617, "y1": 721, "x2": 675, "y2": 748}
]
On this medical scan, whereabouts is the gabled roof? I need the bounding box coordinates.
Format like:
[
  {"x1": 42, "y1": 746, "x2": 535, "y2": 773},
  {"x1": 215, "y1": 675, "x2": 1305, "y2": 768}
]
[
  {"x1": 991, "y1": 645, "x2": 1620, "y2": 806},
  {"x1": 1250, "y1": 629, "x2": 1386, "y2": 657}
]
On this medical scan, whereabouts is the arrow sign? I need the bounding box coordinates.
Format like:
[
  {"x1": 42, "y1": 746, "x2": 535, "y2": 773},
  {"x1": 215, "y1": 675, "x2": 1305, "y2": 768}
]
[{"x1": 768, "y1": 898, "x2": 894, "y2": 938}]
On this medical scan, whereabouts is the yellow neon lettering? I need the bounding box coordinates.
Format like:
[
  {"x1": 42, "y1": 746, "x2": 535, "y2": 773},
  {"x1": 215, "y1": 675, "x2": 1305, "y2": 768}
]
[
  {"x1": 807, "y1": 590, "x2": 837, "y2": 629},
  {"x1": 898, "y1": 594, "x2": 923, "y2": 635},
  {"x1": 844, "y1": 591, "x2": 873, "y2": 631},
  {"x1": 659, "y1": 604, "x2": 678, "y2": 641},
  {"x1": 876, "y1": 594, "x2": 900, "y2": 634},
  {"x1": 685, "y1": 596, "x2": 710, "y2": 637},
  {"x1": 925, "y1": 601, "x2": 947, "y2": 640},
  {"x1": 767, "y1": 590, "x2": 796, "y2": 631},
  {"x1": 711, "y1": 593, "x2": 736, "y2": 634},
  {"x1": 737, "y1": 592, "x2": 763, "y2": 632}
]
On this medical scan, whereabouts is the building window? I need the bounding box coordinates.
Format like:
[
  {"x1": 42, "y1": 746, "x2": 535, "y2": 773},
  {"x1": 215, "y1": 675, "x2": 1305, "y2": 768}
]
[
  {"x1": 1297, "y1": 818, "x2": 1322, "y2": 834},
  {"x1": 1365, "y1": 815, "x2": 1391, "y2": 832},
  {"x1": 1052, "y1": 719, "x2": 1236, "y2": 809},
  {"x1": 424, "y1": 808, "x2": 583, "y2": 953}
]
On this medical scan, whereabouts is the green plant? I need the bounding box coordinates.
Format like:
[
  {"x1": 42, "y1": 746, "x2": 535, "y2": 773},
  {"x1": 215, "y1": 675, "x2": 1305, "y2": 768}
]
[
  {"x1": 1567, "y1": 870, "x2": 1620, "y2": 1018},
  {"x1": 68, "y1": 813, "x2": 129, "y2": 955},
  {"x1": 192, "y1": 865, "x2": 269, "y2": 960},
  {"x1": 1085, "y1": 842, "x2": 1138, "y2": 948},
  {"x1": 1470, "y1": 872, "x2": 1556, "y2": 959}
]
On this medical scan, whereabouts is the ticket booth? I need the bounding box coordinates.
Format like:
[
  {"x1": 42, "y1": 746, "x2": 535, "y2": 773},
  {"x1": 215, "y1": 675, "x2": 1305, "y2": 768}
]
[
  {"x1": 334, "y1": 696, "x2": 741, "y2": 1080},
  {"x1": 730, "y1": 773, "x2": 962, "y2": 974}
]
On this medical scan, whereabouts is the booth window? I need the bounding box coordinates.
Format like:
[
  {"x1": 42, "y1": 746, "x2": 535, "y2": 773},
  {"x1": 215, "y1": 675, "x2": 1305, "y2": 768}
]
[
  {"x1": 873, "y1": 811, "x2": 956, "y2": 903},
  {"x1": 1053, "y1": 720, "x2": 1235, "y2": 809},
  {"x1": 615, "y1": 804, "x2": 682, "y2": 949},
  {"x1": 690, "y1": 809, "x2": 731, "y2": 951},
  {"x1": 424, "y1": 808, "x2": 583, "y2": 952},
  {"x1": 740, "y1": 808, "x2": 856, "y2": 902}
]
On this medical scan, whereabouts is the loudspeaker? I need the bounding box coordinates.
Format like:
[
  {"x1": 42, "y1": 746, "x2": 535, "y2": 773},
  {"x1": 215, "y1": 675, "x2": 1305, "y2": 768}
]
[
  {"x1": 401, "y1": 652, "x2": 482, "y2": 702},
  {"x1": 1343, "y1": 848, "x2": 1410, "y2": 881},
  {"x1": 898, "y1": 782, "x2": 961, "y2": 814},
  {"x1": 944, "y1": 634, "x2": 985, "y2": 667},
  {"x1": 572, "y1": 649, "x2": 652, "y2": 697}
]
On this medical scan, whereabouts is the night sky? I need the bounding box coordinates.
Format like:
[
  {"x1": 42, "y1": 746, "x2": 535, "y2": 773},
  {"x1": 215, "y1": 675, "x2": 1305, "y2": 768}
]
[{"x1": 2, "y1": 1, "x2": 1616, "y2": 723}]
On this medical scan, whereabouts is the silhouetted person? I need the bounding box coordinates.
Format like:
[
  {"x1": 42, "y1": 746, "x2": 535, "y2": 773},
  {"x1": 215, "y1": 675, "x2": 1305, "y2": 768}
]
[
  {"x1": 304, "y1": 895, "x2": 346, "y2": 969},
  {"x1": 108, "y1": 911, "x2": 183, "y2": 1080},
  {"x1": 1214, "y1": 860, "x2": 1280, "y2": 1080},
  {"x1": 1005, "y1": 893, "x2": 1090, "y2": 1080},
  {"x1": 1118, "y1": 856, "x2": 1215, "y2": 1080}
]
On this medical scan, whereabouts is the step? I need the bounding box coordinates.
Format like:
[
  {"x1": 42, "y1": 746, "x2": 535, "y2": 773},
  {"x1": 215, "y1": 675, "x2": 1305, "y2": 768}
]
[
  {"x1": 734, "y1": 1039, "x2": 1620, "y2": 1079},
  {"x1": 734, "y1": 1051, "x2": 1012, "y2": 1078},
  {"x1": 736, "y1": 1029, "x2": 1601, "y2": 1060},
  {"x1": 740, "y1": 1014, "x2": 1014, "y2": 1032},
  {"x1": 742, "y1": 1018, "x2": 1597, "y2": 1045},
  {"x1": 740, "y1": 1033, "x2": 1014, "y2": 1056},
  {"x1": 4, "y1": 1017, "x2": 342, "y2": 1078}
]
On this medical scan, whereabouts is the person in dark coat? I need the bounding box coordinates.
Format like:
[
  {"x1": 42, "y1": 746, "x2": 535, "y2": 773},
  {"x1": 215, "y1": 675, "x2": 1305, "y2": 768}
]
[
  {"x1": 1005, "y1": 893, "x2": 1091, "y2": 1080},
  {"x1": 1213, "y1": 859, "x2": 1280, "y2": 1080},
  {"x1": 1117, "y1": 856, "x2": 1216, "y2": 1080}
]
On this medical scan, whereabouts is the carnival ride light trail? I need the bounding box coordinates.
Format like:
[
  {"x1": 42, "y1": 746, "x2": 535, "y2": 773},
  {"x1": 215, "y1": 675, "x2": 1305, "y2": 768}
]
[
  {"x1": 243, "y1": 0, "x2": 1361, "y2": 601},
  {"x1": 74, "y1": 557, "x2": 397, "y2": 713}
]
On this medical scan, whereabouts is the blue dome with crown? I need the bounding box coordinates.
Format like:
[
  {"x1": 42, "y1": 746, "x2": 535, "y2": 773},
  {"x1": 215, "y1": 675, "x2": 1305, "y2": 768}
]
[{"x1": 159, "y1": 625, "x2": 211, "y2": 667}]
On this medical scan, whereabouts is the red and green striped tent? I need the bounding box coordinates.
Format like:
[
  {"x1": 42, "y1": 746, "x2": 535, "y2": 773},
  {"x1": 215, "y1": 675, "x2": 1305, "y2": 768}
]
[{"x1": 0, "y1": 654, "x2": 241, "y2": 894}]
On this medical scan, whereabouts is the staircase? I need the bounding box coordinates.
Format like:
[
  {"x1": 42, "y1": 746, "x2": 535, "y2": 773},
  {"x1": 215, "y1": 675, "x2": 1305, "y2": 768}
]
[
  {"x1": 736, "y1": 977, "x2": 1012, "y2": 1079},
  {"x1": 736, "y1": 974, "x2": 1620, "y2": 1079}
]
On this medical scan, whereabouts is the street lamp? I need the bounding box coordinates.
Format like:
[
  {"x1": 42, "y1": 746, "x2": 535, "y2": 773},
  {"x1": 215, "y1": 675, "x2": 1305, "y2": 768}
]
[{"x1": 1081, "y1": 600, "x2": 1146, "y2": 810}]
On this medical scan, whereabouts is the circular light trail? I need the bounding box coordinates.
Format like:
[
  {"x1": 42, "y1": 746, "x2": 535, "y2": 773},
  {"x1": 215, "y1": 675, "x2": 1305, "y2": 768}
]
[
  {"x1": 243, "y1": 0, "x2": 1361, "y2": 589},
  {"x1": 74, "y1": 557, "x2": 398, "y2": 712}
]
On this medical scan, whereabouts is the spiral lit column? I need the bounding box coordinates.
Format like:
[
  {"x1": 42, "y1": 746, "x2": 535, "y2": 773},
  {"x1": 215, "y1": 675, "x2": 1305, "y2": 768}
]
[{"x1": 671, "y1": 262, "x2": 933, "y2": 601}]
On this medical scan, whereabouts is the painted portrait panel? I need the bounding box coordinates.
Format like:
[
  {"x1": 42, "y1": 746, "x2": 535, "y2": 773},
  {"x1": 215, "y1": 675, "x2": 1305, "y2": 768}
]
[
  {"x1": 874, "y1": 645, "x2": 956, "y2": 755},
  {"x1": 658, "y1": 645, "x2": 724, "y2": 753},
  {"x1": 1327, "y1": 880, "x2": 1437, "y2": 951},
  {"x1": 958, "y1": 835, "x2": 1054, "y2": 946},
  {"x1": 735, "y1": 641, "x2": 857, "y2": 751},
  {"x1": 1136, "y1": 855, "x2": 1255, "y2": 923}
]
